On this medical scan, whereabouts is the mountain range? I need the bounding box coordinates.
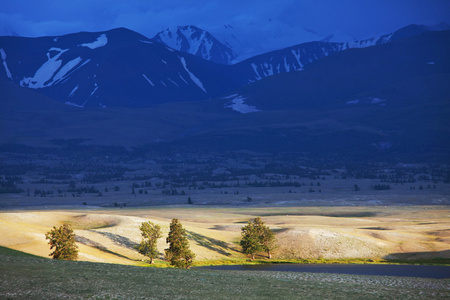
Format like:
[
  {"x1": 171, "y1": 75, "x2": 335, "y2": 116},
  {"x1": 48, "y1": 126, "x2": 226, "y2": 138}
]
[
  {"x1": 1, "y1": 24, "x2": 449, "y2": 160},
  {"x1": 1, "y1": 24, "x2": 447, "y2": 109}
]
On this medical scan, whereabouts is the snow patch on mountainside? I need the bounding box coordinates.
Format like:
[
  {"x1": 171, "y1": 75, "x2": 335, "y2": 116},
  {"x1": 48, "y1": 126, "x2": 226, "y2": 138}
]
[
  {"x1": 179, "y1": 57, "x2": 207, "y2": 93},
  {"x1": 77, "y1": 83, "x2": 99, "y2": 107},
  {"x1": 164, "y1": 26, "x2": 206, "y2": 55},
  {"x1": 80, "y1": 34, "x2": 108, "y2": 49},
  {"x1": 167, "y1": 77, "x2": 179, "y2": 87},
  {"x1": 0, "y1": 48, "x2": 12, "y2": 80},
  {"x1": 89, "y1": 83, "x2": 98, "y2": 97},
  {"x1": 65, "y1": 101, "x2": 84, "y2": 108},
  {"x1": 19, "y1": 47, "x2": 87, "y2": 89},
  {"x1": 52, "y1": 57, "x2": 82, "y2": 84},
  {"x1": 154, "y1": 26, "x2": 236, "y2": 64},
  {"x1": 69, "y1": 85, "x2": 79, "y2": 97},
  {"x1": 224, "y1": 94, "x2": 260, "y2": 113},
  {"x1": 290, "y1": 49, "x2": 304, "y2": 70},
  {"x1": 142, "y1": 74, "x2": 155, "y2": 86},
  {"x1": 20, "y1": 48, "x2": 69, "y2": 88},
  {"x1": 346, "y1": 33, "x2": 393, "y2": 49},
  {"x1": 251, "y1": 63, "x2": 262, "y2": 80},
  {"x1": 178, "y1": 73, "x2": 189, "y2": 84}
]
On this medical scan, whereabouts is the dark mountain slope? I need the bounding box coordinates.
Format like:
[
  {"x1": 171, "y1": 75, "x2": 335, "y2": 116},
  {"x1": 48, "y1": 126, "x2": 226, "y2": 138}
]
[
  {"x1": 1, "y1": 30, "x2": 449, "y2": 160},
  {"x1": 232, "y1": 30, "x2": 450, "y2": 110},
  {"x1": 2, "y1": 24, "x2": 446, "y2": 109},
  {"x1": 176, "y1": 31, "x2": 450, "y2": 159},
  {"x1": 0, "y1": 28, "x2": 240, "y2": 108}
]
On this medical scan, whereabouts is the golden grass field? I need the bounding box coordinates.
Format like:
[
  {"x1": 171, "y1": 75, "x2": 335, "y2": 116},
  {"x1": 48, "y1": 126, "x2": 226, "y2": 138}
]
[{"x1": 0, "y1": 205, "x2": 449, "y2": 266}]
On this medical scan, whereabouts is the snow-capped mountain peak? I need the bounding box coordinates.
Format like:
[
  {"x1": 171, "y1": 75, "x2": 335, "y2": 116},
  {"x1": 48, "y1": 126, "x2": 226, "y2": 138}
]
[{"x1": 152, "y1": 25, "x2": 236, "y2": 65}]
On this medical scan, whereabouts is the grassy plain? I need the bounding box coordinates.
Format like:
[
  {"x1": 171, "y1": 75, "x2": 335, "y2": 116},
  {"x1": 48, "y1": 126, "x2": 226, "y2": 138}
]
[
  {"x1": 1, "y1": 246, "x2": 449, "y2": 299},
  {"x1": 0, "y1": 205, "x2": 448, "y2": 266}
]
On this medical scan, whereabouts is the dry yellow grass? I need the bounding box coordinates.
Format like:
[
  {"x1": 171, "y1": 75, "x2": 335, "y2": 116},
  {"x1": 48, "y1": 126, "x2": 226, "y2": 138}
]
[{"x1": 0, "y1": 205, "x2": 449, "y2": 265}]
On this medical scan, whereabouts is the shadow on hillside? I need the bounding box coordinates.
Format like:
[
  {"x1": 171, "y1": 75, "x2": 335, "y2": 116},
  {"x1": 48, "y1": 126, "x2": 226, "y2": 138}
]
[
  {"x1": 187, "y1": 231, "x2": 236, "y2": 256},
  {"x1": 384, "y1": 249, "x2": 450, "y2": 263},
  {"x1": 90, "y1": 231, "x2": 139, "y2": 251},
  {"x1": 257, "y1": 212, "x2": 379, "y2": 218},
  {"x1": 76, "y1": 236, "x2": 132, "y2": 260}
]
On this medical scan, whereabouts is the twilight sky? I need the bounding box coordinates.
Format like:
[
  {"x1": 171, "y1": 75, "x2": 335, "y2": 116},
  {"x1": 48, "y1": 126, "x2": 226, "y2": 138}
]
[{"x1": 1, "y1": 0, "x2": 449, "y2": 52}]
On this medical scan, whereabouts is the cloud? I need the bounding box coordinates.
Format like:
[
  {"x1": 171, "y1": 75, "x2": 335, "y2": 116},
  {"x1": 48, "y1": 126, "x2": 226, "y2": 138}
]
[{"x1": 1, "y1": 0, "x2": 449, "y2": 48}]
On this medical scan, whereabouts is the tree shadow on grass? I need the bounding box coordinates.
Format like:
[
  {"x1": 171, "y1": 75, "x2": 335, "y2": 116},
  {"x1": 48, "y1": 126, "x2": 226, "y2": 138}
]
[
  {"x1": 187, "y1": 231, "x2": 237, "y2": 257},
  {"x1": 76, "y1": 236, "x2": 132, "y2": 260},
  {"x1": 88, "y1": 231, "x2": 139, "y2": 251}
]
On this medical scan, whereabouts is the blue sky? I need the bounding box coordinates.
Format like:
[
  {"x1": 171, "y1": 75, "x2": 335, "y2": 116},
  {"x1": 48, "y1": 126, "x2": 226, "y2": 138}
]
[{"x1": 1, "y1": 0, "x2": 449, "y2": 51}]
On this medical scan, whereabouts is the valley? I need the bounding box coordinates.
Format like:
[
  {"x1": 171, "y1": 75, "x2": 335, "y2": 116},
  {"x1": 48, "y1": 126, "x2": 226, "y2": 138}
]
[
  {"x1": 0, "y1": 146, "x2": 449, "y2": 266},
  {"x1": 1, "y1": 6, "x2": 450, "y2": 299},
  {"x1": 1, "y1": 21, "x2": 449, "y2": 271},
  {"x1": 1, "y1": 145, "x2": 449, "y2": 209}
]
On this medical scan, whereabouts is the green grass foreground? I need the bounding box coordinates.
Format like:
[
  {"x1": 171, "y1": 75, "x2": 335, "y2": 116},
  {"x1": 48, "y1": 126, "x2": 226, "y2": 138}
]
[
  {"x1": 190, "y1": 257, "x2": 450, "y2": 267},
  {"x1": 1, "y1": 247, "x2": 449, "y2": 299}
]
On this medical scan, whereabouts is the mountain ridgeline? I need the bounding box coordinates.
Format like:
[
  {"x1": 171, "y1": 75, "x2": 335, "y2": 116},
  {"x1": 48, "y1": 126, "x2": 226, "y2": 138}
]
[
  {"x1": 1, "y1": 24, "x2": 446, "y2": 108},
  {"x1": 0, "y1": 24, "x2": 449, "y2": 160}
]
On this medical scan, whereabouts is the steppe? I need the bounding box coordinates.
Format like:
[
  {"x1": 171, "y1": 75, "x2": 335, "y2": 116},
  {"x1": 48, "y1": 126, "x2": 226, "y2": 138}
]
[
  {"x1": 1, "y1": 147, "x2": 449, "y2": 264},
  {"x1": 1, "y1": 147, "x2": 450, "y2": 299},
  {"x1": 1, "y1": 205, "x2": 449, "y2": 265}
]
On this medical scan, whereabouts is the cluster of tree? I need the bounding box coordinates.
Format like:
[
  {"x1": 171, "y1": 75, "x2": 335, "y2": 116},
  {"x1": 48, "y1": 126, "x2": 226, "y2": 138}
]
[
  {"x1": 138, "y1": 219, "x2": 195, "y2": 268},
  {"x1": 0, "y1": 176, "x2": 24, "y2": 193},
  {"x1": 245, "y1": 180, "x2": 302, "y2": 188},
  {"x1": 45, "y1": 217, "x2": 277, "y2": 268},
  {"x1": 82, "y1": 171, "x2": 125, "y2": 183},
  {"x1": 45, "y1": 219, "x2": 195, "y2": 268},
  {"x1": 161, "y1": 188, "x2": 186, "y2": 195},
  {"x1": 372, "y1": 184, "x2": 391, "y2": 190},
  {"x1": 67, "y1": 184, "x2": 100, "y2": 194},
  {"x1": 240, "y1": 217, "x2": 276, "y2": 260},
  {"x1": 33, "y1": 189, "x2": 54, "y2": 197}
]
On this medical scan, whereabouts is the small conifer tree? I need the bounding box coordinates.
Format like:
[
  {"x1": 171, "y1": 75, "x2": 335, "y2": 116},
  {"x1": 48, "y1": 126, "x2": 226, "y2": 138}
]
[{"x1": 165, "y1": 219, "x2": 195, "y2": 268}]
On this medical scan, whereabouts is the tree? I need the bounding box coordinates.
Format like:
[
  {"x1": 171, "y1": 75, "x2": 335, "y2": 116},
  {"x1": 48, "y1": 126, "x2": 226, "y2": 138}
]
[
  {"x1": 240, "y1": 220, "x2": 263, "y2": 260},
  {"x1": 138, "y1": 221, "x2": 162, "y2": 264},
  {"x1": 240, "y1": 217, "x2": 276, "y2": 260},
  {"x1": 165, "y1": 219, "x2": 195, "y2": 268},
  {"x1": 254, "y1": 217, "x2": 276, "y2": 259},
  {"x1": 45, "y1": 223, "x2": 78, "y2": 260}
]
